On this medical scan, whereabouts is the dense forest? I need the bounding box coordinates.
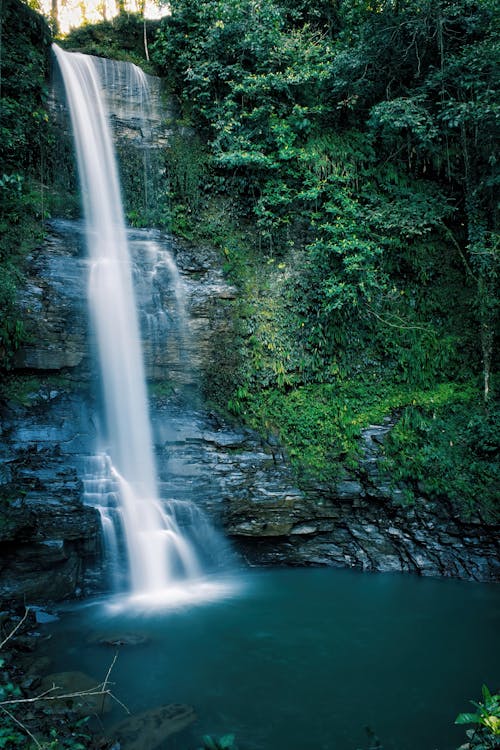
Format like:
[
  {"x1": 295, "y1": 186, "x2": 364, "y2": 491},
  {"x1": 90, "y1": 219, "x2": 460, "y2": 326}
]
[
  {"x1": 1, "y1": 0, "x2": 499, "y2": 521},
  {"x1": 56, "y1": 0, "x2": 500, "y2": 519}
]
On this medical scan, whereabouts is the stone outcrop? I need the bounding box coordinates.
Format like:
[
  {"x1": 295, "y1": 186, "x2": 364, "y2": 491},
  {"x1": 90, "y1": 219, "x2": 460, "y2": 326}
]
[
  {"x1": 223, "y1": 422, "x2": 500, "y2": 582},
  {"x1": 224, "y1": 468, "x2": 500, "y2": 583},
  {"x1": 13, "y1": 224, "x2": 89, "y2": 372},
  {"x1": 158, "y1": 412, "x2": 500, "y2": 583},
  {"x1": 13, "y1": 221, "x2": 236, "y2": 387},
  {"x1": 0, "y1": 389, "x2": 101, "y2": 603}
]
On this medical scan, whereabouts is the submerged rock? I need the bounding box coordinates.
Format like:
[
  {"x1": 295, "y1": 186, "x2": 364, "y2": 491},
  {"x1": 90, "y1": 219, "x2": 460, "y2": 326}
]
[
  {"x1": 110, "y1": 703, "x2": 196, "y2": 750},
  {"x1": 39, "y1": 670, "x2": 113, "y2": 716},
  {"x1": 89, "y1": 633, "x2": 150, "y2": 647}
]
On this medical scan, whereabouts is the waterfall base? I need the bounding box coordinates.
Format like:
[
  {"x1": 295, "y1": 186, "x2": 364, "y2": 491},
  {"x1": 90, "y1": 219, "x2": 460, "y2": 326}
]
[{"x1": 103, "y1": 576, "x2": 242, "y2": 613}]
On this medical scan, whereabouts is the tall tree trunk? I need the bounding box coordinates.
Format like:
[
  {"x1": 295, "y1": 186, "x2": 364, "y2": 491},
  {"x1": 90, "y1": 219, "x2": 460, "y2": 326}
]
[
  {"x1": 461, "y1": 123, "x2": 498, "y2": 404},
  {"x1": 50, "y1": 0, "x2": 59, "y2": 34},
  {"x1": 139, "y1": 0, "x2": 149, "y2": 61}
]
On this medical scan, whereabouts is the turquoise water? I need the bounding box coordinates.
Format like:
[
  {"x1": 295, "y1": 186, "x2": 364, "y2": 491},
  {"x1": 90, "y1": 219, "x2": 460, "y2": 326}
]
[{"x1": 40, "y1": 568, "x2": 499, "y2": 750}]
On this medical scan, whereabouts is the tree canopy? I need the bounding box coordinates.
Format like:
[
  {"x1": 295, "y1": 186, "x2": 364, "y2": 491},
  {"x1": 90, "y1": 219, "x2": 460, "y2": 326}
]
[
  {"x1": 151, "y1": 0, "x2": 499, "y2": 515},
  {"x1": 152, "y1": 0, "x2": 498, "y2": 398}
]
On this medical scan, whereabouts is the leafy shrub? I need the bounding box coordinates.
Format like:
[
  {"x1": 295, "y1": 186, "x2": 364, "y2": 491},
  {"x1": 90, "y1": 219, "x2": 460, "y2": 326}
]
[
  {"x1": 455, "y1": 685, "x2": 500, "y2": 749},
  {"x1": 382, "y1": 394, "x2": 500, "y2": 520}
]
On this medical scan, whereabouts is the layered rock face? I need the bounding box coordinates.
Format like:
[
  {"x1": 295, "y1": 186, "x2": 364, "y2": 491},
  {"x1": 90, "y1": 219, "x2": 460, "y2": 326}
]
[
  {"x1": 0, "y1": 390, "x2": 100, "y2": 602},
  {"x1": 1, "y1": 221, "x2": 241, "y2": 602},
  {"x1": 13, "y1": 226, "x2": 88, "y2": 372},
  {"x1": 223, "y1": 421, "x2": 500, "y2": 582}
]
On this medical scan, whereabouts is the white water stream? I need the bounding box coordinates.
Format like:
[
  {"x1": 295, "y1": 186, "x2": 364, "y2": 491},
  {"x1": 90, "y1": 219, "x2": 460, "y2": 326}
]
[{"x1": 53, "y1": 46, "x2": 203, "y2": 598}]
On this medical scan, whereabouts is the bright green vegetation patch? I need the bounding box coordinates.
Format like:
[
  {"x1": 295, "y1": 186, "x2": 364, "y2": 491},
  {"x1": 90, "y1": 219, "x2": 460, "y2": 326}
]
[
  {"x1": 455, "y1": 684, "x2": 500, "y2": 748},
  {"x1": 235, "y1": 380, "x2": 475, "y2": 481},
  {"x1": 384, "y1": 397, "x2": 500, "y2": 522},
  {"x1": 234, "y1": 377, "x2": 498, "y2": 519},
  {"x1": 148, "y1": 380, "x2": 178, "y2": 401}
]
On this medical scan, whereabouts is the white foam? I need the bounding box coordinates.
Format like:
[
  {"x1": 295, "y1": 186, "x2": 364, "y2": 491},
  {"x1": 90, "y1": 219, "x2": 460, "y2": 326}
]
[{"x1": 103, "y1": 577, "x2": 243, "y2": 614}]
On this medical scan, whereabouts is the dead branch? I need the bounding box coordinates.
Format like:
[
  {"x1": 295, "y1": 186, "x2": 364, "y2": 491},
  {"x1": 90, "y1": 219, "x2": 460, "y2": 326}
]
[
  {"x1": 0, "y1": 608, "x2": 31, "y2": 650},
  {"x1": 0, "y1": 706, "x2": 42, "y2": 749},
  {"x1": 367, "y1": 306, "x2": 433, "y2": 332}
]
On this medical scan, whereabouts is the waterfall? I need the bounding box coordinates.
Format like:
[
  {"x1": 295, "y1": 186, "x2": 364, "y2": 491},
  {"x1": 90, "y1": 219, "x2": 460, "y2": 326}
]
[{"x1": 52, "y1": 45, "x2": 204, "y2": 598}]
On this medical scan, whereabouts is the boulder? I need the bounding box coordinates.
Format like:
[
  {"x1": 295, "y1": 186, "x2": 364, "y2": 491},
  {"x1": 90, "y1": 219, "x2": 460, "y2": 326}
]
[
  {"x1": 39, "y1": 670, "x2": 112, "y2": 716},
  {"x1": 88, "y1": 633, "x2": 150, "y2": 647},
  {"x1": 110, "y1": 703, "x2": 196, "y2": 750}
]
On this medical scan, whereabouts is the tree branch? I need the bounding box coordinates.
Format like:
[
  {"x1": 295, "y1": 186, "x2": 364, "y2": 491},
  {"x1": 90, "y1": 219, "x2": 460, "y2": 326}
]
[
  {"x1": 0, "y1": 706, "x2": 42, "y2": 749},
  {"x1": 367, "y1": 306, "x2": 432, "y2": 332},
  {"x1": 0, "y1": 608, "x2": 30, "y2": 650}
]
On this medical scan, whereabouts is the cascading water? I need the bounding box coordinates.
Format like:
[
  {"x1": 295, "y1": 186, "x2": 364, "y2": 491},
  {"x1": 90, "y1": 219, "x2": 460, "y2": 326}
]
[{"x1": 53, "y1": 45, "x2": 212, "y2": 601}]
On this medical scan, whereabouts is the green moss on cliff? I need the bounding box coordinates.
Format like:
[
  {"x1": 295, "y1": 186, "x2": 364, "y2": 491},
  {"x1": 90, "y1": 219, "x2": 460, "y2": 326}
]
[{"x1": 0, "y1": 0, "x2": 53, "y2": 367}]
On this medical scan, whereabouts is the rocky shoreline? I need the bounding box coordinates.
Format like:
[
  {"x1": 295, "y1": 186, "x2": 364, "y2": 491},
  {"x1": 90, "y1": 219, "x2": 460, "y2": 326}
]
[
  {"x1": 0, "y1": 605, "x2": 196, "y2": 748},
  {"x1": 222, "y1": 418, "x2": 500, "y2": 582}
]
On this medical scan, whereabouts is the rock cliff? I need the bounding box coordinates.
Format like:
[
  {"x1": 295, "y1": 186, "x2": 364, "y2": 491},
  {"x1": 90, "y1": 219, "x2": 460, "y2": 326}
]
[{"x1": 2, "y1": 220, "x2": 498, "y2": 605}]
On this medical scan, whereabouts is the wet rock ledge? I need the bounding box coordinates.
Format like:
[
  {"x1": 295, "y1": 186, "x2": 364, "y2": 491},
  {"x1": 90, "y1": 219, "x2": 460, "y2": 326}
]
[
  {"x1": 202, "y1": 419, "x2": 500, "y2": 583},
  {"x1": 0, "y1": 393, "x2": 101, "y2": 603}
]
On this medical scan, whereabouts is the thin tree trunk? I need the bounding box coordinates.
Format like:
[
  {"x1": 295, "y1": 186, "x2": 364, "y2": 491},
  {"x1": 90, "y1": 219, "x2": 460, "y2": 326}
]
[
  {"x1": 143, "y1": 16, "x2": 149, "y2": 62},
  {"x1": 50, "y1": 0, "x2": 59, "y2": 34}
]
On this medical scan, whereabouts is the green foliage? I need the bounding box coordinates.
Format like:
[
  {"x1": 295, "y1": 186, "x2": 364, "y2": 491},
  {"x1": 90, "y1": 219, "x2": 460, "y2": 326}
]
[
  {"x1": 0, "y1": 0, "x2": 51, "y2": 173},
  {"x1": 0, "y1": 374, "x2": 73, "y2": 406},
  {"x1": 0, "y1": 615, "x2": 95, "y2": 750},
  {"x1": 382, "y1": 395, "x2": 499, "y2": 520},
  {"x1": 151, "y1": 0, "x2": 499, "y2": 518},
  {"x1": 0, "y1": 714, "x2": 90, "y2": 750},
  {"x1": 153, "y1": 0, "x2": 498, "y2": 400},
  {"x1": 455, "y1": 685, "x2": 500, "y2": 749},
  {"x1": 232, "y1": 378, "x2": 474, "y2": 486},
  {"x1": 116, "y1": 142, "x2": 169, "y2": 229},
  {"x1": 161, "y1": 133, "x2": 210, "y2": 236},
  {"x1": 0, "y1": 0, "x2": 54, "y2": 368},
  {"x1": 60, "y1": 13, "x2": 159, "y2": 71},
  {"x1": 0, "y1": 264, "x2": 27, "y2": 367},
  {"x1": 0, "y1": 205, "x2": 40, "y2": 369},
  {"x1": 0, "y1": 723, "x2": 25, "y2": 749}
]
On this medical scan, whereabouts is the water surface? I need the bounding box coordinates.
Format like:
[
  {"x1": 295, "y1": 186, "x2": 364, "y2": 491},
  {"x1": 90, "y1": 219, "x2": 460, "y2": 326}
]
[{"x1": 40, "y1": 568, "x2": 499, "y2": 750}]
